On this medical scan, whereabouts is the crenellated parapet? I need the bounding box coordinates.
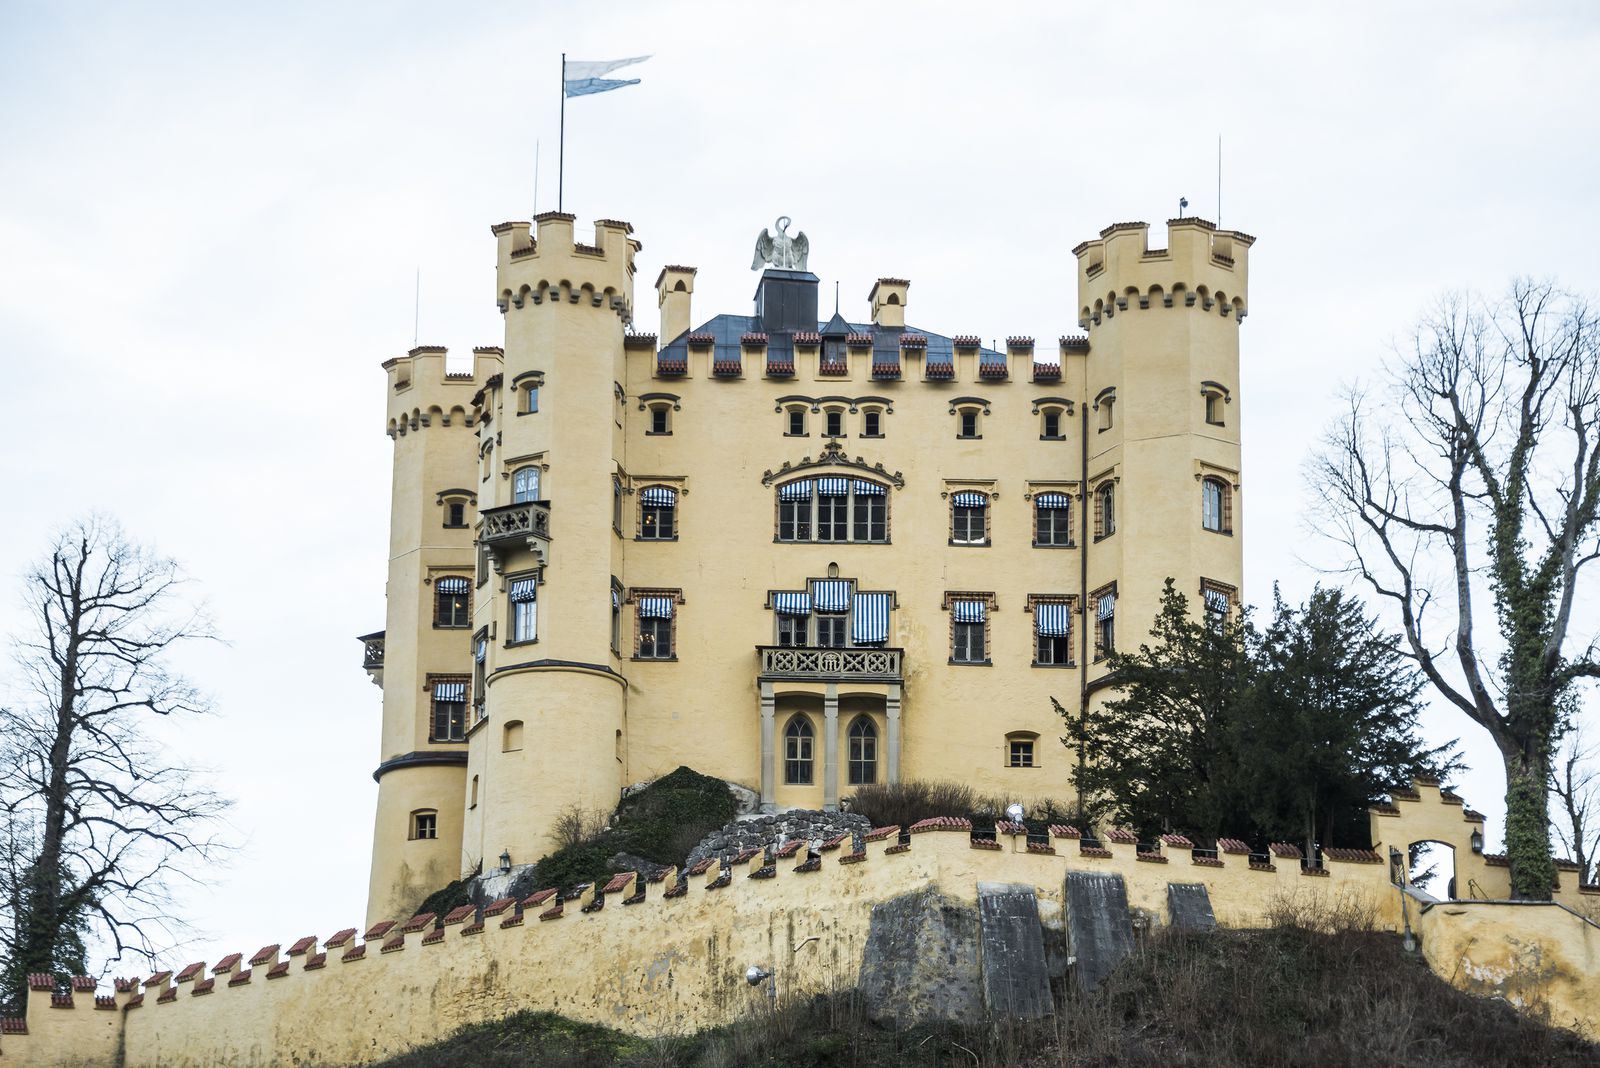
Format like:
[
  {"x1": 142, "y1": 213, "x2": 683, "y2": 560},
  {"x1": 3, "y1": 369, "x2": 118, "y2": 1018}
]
[
  {"x1": 1072, "y1": 218, "x2": 1254, "y2": 329},
  {"x1": 382, "y1": 345, "x2": 503, "y2": 439},
  {"x1": 493, "y1": 214, "x2": 640, "y2": 325},
  {"x1": 8, "y1": 779, "x2": 1599, "y2": 1065}
]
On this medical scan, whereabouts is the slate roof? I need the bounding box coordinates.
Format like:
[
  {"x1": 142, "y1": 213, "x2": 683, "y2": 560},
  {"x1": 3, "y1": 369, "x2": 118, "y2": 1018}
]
[{"x1": 658, "y1": 315, "x2": 1005, "y2": 369}]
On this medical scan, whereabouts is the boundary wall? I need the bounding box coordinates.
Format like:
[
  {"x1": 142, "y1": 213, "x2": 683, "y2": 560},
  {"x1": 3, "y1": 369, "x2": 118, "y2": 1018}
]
[{"x1": 4, "y1": 781, "x2": 1597, "y2": 1066}]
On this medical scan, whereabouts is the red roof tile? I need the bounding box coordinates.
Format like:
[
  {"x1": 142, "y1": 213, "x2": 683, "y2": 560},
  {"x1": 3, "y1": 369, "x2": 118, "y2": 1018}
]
[
  {"x1": 1104, "y1": 828, "x2": 1139, "y2": 844},
  {"x1": 1050, "y1": 824, "x2": 1081, "y2": 839},
  {"x1": 1269, "y1": 842, "x2": 1302, "y2": 859},
  {"x1": 1216, "y1": 838, "x2": 1251, "y2": 854},
  {"x1": 362, "y1": 921, "x2": 396, "y2": 941},
  {"x1": 288, "y1": 936, "x2": 318, "y2": 955},
  {"x1": 909, "y1": 816, "x2": 972, "y2": 833},
  {"x1": 400, "y1": 912, "x2": 435, "y2": 934},
  {"x1": 1159, "y1": 834, "x2": 1194, "y2": 848},
  {"x1": 212, "y1": 953, "x2": 242, "y2": 973},
  {"x1": 863, "y1": 825, "x2": 900, "y2": 842},
  {"x1": 249, "y1": 945, "x2": 280, "y2": 967}
]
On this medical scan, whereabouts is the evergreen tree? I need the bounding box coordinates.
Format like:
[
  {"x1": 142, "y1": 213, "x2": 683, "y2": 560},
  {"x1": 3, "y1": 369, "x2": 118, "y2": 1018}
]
[{"x1": 1064, "y1": 580, "x2": 1455, "y2": 851}]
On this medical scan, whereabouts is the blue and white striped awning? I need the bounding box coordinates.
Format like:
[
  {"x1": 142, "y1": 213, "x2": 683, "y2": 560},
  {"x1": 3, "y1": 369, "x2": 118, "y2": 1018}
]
[
  {"x1": 816, "y1": 477, "x2": 850, "y2": 497},
  {"x1": 509, "y1": 578, "x2": 538, "y2": 602},
  {"x1": 851, "y1": 592, "x2": 891, "y2": 643},
  {"x1": 1204, "y1": 588, "x2": 1230, "y2": 615},
  {"x1": 639, "y1": 596, "x2": 675, "y2": 619},
  {"x1": 1035, "y1": 492, "x2": 1071, "y2": 509},
  {"x1": 612, "y1": 588, "x2": 621, "y2": 610},
  {"x1": 640, "y1": 486, "x2": 677, "y2": 507},
  {"x1": 1036, "y1": 602, "x2": 1072, "y2": 637},
  {"x1": 813, "y1": 580, "x2": 851, "y2": 613},
  {"x1": 778, "y1": 479, "x2": 814, "y2": 501},
  {"x1": 952, "y1": 599, "x2": 986, "y2": 623},
  {"x1": 474, "y1": 638, "x2": 487, "y2": 662},
  {"x1": 951, "y1": 491, "x2": 987, "y2": 508},
  {"x1": 434, "y1": 680, "x2": 467, "y2": 701},
  {"x1": 773, "y1": 592, "x2": 812, "y2": 616},
  {"x1": 1097, "y1": 593, "x2": 1116, "y2": 619},
  {"x1": 437, "y1": 576, "x2": 469, "y2": 594},
  {"x1": 852, "y1": 479, "x2": 886, "y2": 496}
]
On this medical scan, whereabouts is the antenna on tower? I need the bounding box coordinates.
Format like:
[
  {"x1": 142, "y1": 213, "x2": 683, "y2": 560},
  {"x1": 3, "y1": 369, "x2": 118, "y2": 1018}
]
[
  {"x1": 413, "y1": 268, "x2": 420, "y2": 347},
  {"x1": 533, "y1": 139, "x2": 541, "y2": 216},
  {"x1": 1217, "y1": 135, "x2": 1223, "y2": 227},
  {"x1": 834, "y1": 281, "x2": 839, "y2": 316}
]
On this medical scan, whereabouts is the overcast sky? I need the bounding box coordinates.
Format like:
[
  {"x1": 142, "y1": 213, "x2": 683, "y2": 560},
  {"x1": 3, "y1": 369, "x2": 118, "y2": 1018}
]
[{"x1": 3, "y1": 2, "x2": 1598, "y2": 968}]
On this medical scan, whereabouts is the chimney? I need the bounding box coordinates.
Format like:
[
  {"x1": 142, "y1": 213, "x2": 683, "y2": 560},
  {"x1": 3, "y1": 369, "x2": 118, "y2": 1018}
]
[
  {"x1": 655, "y1": 265, "x2": 697, "y2": 345},
  {"x1": 869, "y1": 278, "x2": 909, "y2": 328}
]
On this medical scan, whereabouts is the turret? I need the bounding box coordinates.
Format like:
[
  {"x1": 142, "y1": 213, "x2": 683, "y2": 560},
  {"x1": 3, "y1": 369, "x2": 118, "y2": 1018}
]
[
  {"x1": 367, "y1": 344, "x2": 501, "y2": 928},
  {"x1": 463, "y1": 213, "x2": 640, "y2": 876},
  {"x1": 655, "y1": 265, "x2": 696, "y2": 345},
  {"x1": 868, "y1": 277, "x2": 909, "y2": 328}
]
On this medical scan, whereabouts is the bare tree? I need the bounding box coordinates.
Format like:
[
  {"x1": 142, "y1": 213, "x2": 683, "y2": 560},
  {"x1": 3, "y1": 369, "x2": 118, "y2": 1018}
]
[
  {"x1": 1551, "y1": 718, "x2": 1600, "y2": 884},
  {"x1": 1310, "y1": 282, "x2": 1600, "y2": 899},
  {"x1": 0, "y1": 517, "x2": 228, "y2": 1009}
]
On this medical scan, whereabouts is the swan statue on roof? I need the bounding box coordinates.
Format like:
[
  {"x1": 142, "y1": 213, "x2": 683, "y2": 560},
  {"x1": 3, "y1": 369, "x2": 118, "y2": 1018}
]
[{"x1": 752, "y1": 216, "x2": 810, "y2": 271}]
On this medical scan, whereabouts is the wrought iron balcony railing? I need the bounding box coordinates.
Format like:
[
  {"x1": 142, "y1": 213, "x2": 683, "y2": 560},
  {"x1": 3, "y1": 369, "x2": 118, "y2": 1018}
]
[
  {"x1": 479, "y1": 500, "x2": 551, "y2": 567},
  {"x1": 756, "y1": 645, "x2": 903, "y2": 682},
  {"x1": 357, "y1": 631, "x2": 384, "y2": 687}
]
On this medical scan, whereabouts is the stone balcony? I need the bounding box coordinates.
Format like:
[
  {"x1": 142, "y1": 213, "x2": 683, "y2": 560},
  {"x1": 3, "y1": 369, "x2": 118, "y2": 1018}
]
[
  {"x1": 756, "y1": 645, "x2": 903, "y2": 682},
  {"x1": 479, "y1": 500, "x2": 551, "y2": 567}
]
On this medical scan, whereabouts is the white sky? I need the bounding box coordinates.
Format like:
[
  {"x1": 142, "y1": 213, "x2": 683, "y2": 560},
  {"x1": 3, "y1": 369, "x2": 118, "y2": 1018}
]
[{"x1": 2, "y1": 1, "x2": 1598, "y2": 968}]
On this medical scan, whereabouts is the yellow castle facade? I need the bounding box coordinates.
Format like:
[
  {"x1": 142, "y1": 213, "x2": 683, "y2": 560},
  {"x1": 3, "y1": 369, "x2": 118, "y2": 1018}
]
[{"x1": 363, "y1": 212, "x2": 1252, "y2": 925}]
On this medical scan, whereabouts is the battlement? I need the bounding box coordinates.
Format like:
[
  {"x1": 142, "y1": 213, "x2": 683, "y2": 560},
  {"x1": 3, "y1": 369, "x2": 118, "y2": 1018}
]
[
  {"x1": 494, "y1": 215, "x2": 640, "y2": 326},
  {"x1": 1073, "y1": 218, "x2": 1254, "y2": 330},
  {"x1": 6, "y1": 780, "x2": 1595, "y2": 1065},
  {"x1": 382, "y1": 345, "x2": 503, "y2": 439}
]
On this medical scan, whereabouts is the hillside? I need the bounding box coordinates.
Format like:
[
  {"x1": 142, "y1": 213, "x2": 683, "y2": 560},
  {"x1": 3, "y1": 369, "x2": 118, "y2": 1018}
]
[{"x1": 361, "y1": 926, "x2": 1597, "y2": 1067}]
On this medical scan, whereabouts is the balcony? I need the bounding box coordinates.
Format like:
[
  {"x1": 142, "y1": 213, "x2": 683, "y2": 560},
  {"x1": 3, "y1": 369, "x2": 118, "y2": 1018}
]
[
  {"x1": 479, "y1": 500, "x2": 551, "y2": 568},
  {"x1": 757, "y1": 645, "x2": 903, "y2": 682},
  {"x1": 357, "y1": 630, "x2": 384, "y2": 687}
]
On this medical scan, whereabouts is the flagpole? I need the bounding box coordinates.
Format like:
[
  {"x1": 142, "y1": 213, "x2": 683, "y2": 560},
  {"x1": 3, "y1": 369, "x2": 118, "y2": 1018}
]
[{"x1": 558, "y1": 53, "x2": 566, "y2": 213}]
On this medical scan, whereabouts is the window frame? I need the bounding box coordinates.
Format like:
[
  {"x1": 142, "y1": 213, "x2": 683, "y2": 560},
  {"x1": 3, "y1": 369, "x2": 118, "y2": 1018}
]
[
  {"x1": 861, "y1": 408, "x2": 883, "y2": 438},
  {"x1": 945, "y1": 592, "x2": 995, "y2": 665},
  {"x1": 648, "y1": 404, "x2": 671, "y2": 436},
  {"x1": 639, "y1": 486, "x2": 678, "y2": 540},
  {"x1": 410, "y1": 810, "x2": 439, "y2": 841},
  {"x1": 1094, "y1": 483, "x2": 1116, "y2": 540},
  {"x1": 1029, "y1": 595, "x2": 1077, "y2": 667},
  {"x1": 443, "y1": 498, "x2": 469, "y2": 529},
  {"x1": 785, "y1": 407, "x2": 808, "y2": 437},
  {"x1": 1201, "y1": 476, "x2": 1232, "y2": 535},
  {"x1": 1040, "y1": 407, "x2": 1064, "y2": 440},
  {"x1": 1092, "y1": 584, "x2": 1117, "y2": 662},
  {"x1": 958, "y1": 407, "x2": 981, "y2": 439},
  {"x1": 848, "y1": 716, "x2": 878, "y2": 786},
  {"x1": 784, "y1": 715, "x2": 815, "y2": 785},
  {"x1": 1006, "y1": 733, "x2": 1039, "y2": 769},
  {"x1": 631, "y1": 589, "x2": 681, "y2": 661},
  {"x1": 428, "y1": 675, "x2": 470, "y2": 742},
  {"x1": 433, "y1": 577, "x2": 472, "y2": 629},
  {"x1": 824, "y1": 408, "x2": 844, "y2": 438},
  {"x1": 511, "y1": 466, "x2": 541, "y2": 505},
  {"x1": 523, "y1": 383, "x2": 540, "y2": 414},
  {"x1": 1033, "y1": 496, "x2": 1073, "y2": 547},
  {"x1": 775, "y1": 479, "x2": 890, "y2": 545},
  {"x1": 950, "y1": 493, "x2": 990, "y2": 546}
]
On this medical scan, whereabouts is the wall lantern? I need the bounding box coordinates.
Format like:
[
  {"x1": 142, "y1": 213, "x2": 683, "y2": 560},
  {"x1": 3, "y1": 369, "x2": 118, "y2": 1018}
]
[
  {"x1": 500, "y1": 850, "x2": 512, "y2": 872},
  {"x1": 1469, "y1": 829, "x2": 1484, "y2": 854}
]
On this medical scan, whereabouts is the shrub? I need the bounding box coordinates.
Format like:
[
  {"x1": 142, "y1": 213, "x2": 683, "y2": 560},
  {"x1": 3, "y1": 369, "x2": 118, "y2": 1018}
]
[{"x1": 849, "y1": 779, "x2": 977, "y2": 829}]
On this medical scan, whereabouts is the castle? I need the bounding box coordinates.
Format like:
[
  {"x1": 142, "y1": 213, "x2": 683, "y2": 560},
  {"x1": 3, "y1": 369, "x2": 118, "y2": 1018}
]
[
  {"x1": 362, "y1": 212, "x2": 1250, "y2": 925},
  {"x1": 8, "y1": 214, "x2": 1600, "y2": 1068}
]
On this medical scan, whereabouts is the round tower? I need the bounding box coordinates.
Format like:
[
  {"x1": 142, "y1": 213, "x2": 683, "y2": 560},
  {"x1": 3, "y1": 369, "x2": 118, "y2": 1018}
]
[
  {"x1": 461, "y1": 214, "x2": 640, "y2": 871},
  {"x1": 1071, "y1": 218, "x2": 1251, "y2": 682},
  {"x1": 365, "y1": 344, "x2": 501, "y2": 927}
]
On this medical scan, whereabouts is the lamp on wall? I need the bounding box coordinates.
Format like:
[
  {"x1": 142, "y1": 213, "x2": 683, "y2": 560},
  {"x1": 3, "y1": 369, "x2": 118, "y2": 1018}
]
[
  {"x1": 1470, "y1": 829, "x2": 1484, "y2": 854},
  {"x1": 499, "y1": 850, "x2": 512, "y2": 872}
]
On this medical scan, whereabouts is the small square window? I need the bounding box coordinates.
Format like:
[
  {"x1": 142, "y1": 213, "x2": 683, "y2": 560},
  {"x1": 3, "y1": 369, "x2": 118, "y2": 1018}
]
[
  {"x1": 444, "y1": 500, "x2": 467, "y2": 528},
  {"x1": 863, "y1": 410, "x2": 882, "y2": 437},
  {"x1": 638, "y1": 615, "x2": 673, "y2": 659},
  {"x1": 787, "y1": 409, "x2": 806, "y2": 436},
  {"x1": 953, "y1": 621, "x2": 985, "y2": 663},
  {"x1": 412, "y1": 812, "x2": 438, "y2": 840},
  {"x1": 959, "y1": 410, "x2": 979, "y2": 438},
  {"x1": 649, "y1": 407, "x2": 670, "y2": 435},
  {"x1": 1042, "y1": 410, "x2": 1062, "y2": 438},
  {"x1": 1008, "y1": 739, "x2": 1035, "y2": 768}
]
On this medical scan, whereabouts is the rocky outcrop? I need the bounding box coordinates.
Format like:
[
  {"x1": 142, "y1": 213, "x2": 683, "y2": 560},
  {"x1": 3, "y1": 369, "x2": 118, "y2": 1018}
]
[{"x1": 684, "y1": 809, "x2": 870, "y2": 872}]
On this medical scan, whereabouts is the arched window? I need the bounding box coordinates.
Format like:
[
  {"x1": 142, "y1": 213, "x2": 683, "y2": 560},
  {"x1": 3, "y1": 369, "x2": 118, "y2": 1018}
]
[
  {"x1": 1095, "y1": 483, "x2": 1116, "y2": 539},
  {"x1": 1202, "y1": 477, "x2": 1231, "y2": 534},
  {"x1": 434, "y1": 576, "x2": 471, "y2": 628},
  {"x1": 784, "y1": 716, "x2": 814, "y2": 785},
  {"x1": 503, "y1": 720, "x2": 524, "y2": 752},
  {"x1": 512, "y1": 467, "x2": 540, "y2": 504},
  {"x1": 848, "y1": 716, "x2": 878, "y2": 785}
]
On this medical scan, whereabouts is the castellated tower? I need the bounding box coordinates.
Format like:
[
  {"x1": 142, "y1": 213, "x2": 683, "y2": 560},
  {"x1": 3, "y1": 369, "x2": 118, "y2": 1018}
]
[
  {"x1": 366, "y1": 345, "x2": 502, "y2": 927},
  {"x1": 458, "y1": 214, "x2": 641, "y2": 879},
  {"x1": 1072, "y1": 219, "x2": 1251, "y2": 705}
]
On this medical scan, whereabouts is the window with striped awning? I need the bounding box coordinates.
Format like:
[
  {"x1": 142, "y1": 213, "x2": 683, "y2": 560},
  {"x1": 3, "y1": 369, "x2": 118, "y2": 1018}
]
[
  {"x1": 437, "y1": 577, "x2": 470, "y2": 595},
  {"x1": 951, "y1": 491, "x2": 987, "y2": 508},
  {"x1": 851, "y1": 592, "x2": 891, "y2": 644},
  {"x1": 1098, "y1": 593, "x2": 1116, "y2": 619},
  {"x1": 777, "y1": 479, "x2": 813, "y2": 501},
  {"x1": 1035, "y1": 492, "x2": 1071, "y2": 509},
  {"x1": 813, "y1": 580, "x2": 852, "y2": 612},
  {"x1": 509, "y1": 579, "x2": 538, "y2": 602},
  {"x1": 952, "y1": 599, "x2": 986, "y2": 623},
  {"x1": 773, "y1": 593, "x2": 812, "y2": 616},
  {"x1": 1035, "y1": 602, "x2": 1072, "y2": 636},
  {"x1": 639, "y1": 486, "x2": 677, "y2": 507},
  {"x1": 474, "y1": 638, "x2": 487, "y2": 662},
  {"x1": 612, "y1": 588, "x2": 621, "y2": 610},
  {"x1": 638, "y1": 596, "x2": 675, "y2": 619},
  {"x1": 434, "y1": 680, "x2": 467, "y2": 701},
  {"x1": 816, "y1": 477, "x2": 850, "y2": 497},
  {"x1": 852, "y1": 479, "x2": 886, "y2": 495}
]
